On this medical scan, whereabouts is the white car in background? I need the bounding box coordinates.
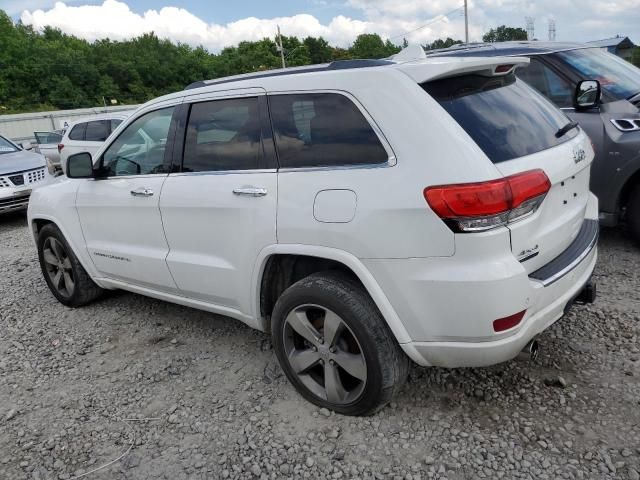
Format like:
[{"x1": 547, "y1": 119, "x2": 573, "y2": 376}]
[
  {"x1": 28, "y1": 54, "x2": 599, "y2": 415},
  {"x1": 0, "y1": 134, "x2": 53, "y2": 214},
  {"x1": 58, "y1": 113, "x2": 131, "y2": 173}
]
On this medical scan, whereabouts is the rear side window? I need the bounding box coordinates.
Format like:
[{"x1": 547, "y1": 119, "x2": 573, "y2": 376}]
[
  {"x1": 182, "y1": 97, "x2": 263, "y2": 172},
  {"x1": 111, "y1": 119, "x2": 123, "y2": 132},
  {"x1": 68, "y1": 123, "x2": 86, "y2": 141},
  {"x1": 269, "y1": 93, "x2": 389, "y2": 168},
  {"x1": 422, "y1": 73, "x2": 578, "y2": 164},
  {"x1": 84, "y1": 120, "x2": 110, "y2": 142}
]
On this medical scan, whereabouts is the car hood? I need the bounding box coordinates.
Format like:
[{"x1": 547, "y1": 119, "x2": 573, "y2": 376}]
[{"x1": 0, "y1": 150, "x2": 45, "y2": 175}]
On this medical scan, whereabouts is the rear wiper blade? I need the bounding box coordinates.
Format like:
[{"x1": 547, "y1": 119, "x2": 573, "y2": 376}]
[{"x1": 555, "y1": 121, "x2": 579, "y2": 138}]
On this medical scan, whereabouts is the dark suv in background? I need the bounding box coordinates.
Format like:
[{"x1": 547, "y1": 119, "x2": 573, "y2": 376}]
[{"x1": 428, "y1": 42, "x2": 640, "y2": 244}]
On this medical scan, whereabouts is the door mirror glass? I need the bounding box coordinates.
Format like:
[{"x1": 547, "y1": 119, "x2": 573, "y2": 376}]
[
  {"x1": 574, "y1": 80, "x2": 601, "y2": 109},
  {"x1": 66, "y1": 152, "x2": 94, "y2": 179}
]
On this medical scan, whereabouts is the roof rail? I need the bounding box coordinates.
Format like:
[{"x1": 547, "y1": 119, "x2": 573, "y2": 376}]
[{"x1": 184, "y1": 59, "x2": 394, "y2": 90}]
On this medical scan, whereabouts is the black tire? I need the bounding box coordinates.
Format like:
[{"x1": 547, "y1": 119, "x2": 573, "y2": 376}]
[
  {"x1": 271, "y1": 271, "x2": 409, "y2": 416},
  {"x1": 37, "y1": 223, "x2": 104, "y2": 307},
  {"x1": 627, "y1": 184, "x2": 640, "y2": 246}
]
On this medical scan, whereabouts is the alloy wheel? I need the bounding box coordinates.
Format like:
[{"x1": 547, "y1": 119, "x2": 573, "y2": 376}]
[
  {"x1": 282, "y1": 304, "x2": 367, "y2": 405},
  {"x1": 42, "y1": 237, "x2": 75, "y2": 298}
]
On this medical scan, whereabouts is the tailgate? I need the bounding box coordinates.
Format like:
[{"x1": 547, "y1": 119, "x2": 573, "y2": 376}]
[{"x1": 496, "y1": 133, "x2": 594, "y2": 274}]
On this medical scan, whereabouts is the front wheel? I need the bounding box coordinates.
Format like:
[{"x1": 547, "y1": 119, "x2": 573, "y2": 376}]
[
  {"x1": 627, "y1": 183, "x2": 640, "y2": 246},
  {"x1": 37, "y1": 223, "x2": 104, "y2": 307},
  {"x1": 271, "y1": 271, "x2": 409, "y2": 416}
]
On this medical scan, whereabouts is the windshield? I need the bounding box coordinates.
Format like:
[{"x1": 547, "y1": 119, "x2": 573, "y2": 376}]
[
  {"x1": 0, "y1": 136, "x2": 19, "y2": 155},
  {"x1": 557, "y1": 48, "x2": 640, "y2": 100},
  {"x1": 422, "y1": 73, "x2": 577, "y2": 164}
]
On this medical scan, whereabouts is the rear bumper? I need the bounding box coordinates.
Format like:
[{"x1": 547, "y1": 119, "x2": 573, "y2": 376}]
[
  {"x1": 401, "y1": 247, "x2": 596, "y2": 367},
  {"x1": 364, "y1": 193, "x2": 599, "y2": 368}
]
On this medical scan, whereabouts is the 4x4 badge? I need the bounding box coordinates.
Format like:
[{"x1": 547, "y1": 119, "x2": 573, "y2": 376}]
[{"x1": 573, "y1": 148, "x2": 586, "y2": 164}]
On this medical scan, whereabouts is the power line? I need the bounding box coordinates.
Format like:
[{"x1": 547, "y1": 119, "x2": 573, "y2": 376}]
[{"x1": 388, "y1": 5, "x2": 465, "y2": 41}]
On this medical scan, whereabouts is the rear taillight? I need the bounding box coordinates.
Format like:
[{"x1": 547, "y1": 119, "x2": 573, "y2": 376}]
[
  {"x1": 424, "y1": 169, "x2": 550, "y2": 232},
  {"x1": 57, "y1": 143, "x2": 64, "y2": 153}
]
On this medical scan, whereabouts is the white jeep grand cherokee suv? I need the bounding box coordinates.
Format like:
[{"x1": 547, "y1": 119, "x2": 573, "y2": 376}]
[{"x1": 28, "y1": 55, "x2": 599, "y2": 415}]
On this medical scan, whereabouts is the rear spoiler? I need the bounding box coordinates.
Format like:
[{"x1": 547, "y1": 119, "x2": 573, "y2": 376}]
[{"x1": 395, "y1": 56, "x2": 530, "y2": 84}]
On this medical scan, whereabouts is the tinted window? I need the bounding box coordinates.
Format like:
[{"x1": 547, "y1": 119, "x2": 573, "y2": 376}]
[
  {"x1": 84, "y1": 120, "x2": 110, "y2": 142},
  {"x1": 269, "y1": 93, "x2": 388, "y2": 168},
  {"x1": 182, "y1": 97, "x2": 263, "y2": 172},
  {"x1": 422, "y1": 73, "x2": 578, "y2": 164},
  {"x1": 516, "y1": 59, "x2": 573, "y2": 108},
  {"x1": 102, "y1": 107, "x2": 174, "y2": 176},
  {"x1": 558, "y1": 48, "x2": 640, "y2": 100},
  {"x1": 110, "y1": 119, "x2": 123, "y2": 132},
  {"x1": 68, "y1": 123, "x2": 86, "y2": 141}
]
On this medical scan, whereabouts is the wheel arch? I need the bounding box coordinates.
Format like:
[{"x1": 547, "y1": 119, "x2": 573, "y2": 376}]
[
  {"x1": 618, "y1": 167, "x2": 640, "y2": 215},
  {"x1": 252, "y1": 245, "x2": 411, "y2": 344},
  {"x1": 30, "y1": 214, "x2": 102, "y2": 286}
]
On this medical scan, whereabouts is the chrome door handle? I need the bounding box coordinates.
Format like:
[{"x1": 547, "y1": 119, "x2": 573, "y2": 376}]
[
  {"x1": 130, "y1": 187, "x2": 154, "y2": 197},
  {"x1": 233, "y1": 187, "x2": 267, "y2": 197}
]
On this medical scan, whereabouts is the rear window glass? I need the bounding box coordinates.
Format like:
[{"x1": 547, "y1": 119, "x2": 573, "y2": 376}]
[
  {"x1": 68, "y1": 123, "x2": 86, "y2": 141},
  {"x1": 269, "y1": 93, "x2": 389, "y2": 168},
  {"x1": 85, "y1": 120, "x2": 110, "y2": 142},
  {"x1": 422, "y1": 73, "x2": 578, "y2": 163}
]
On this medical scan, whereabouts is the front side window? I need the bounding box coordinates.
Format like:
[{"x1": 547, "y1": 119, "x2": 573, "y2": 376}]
[
  {"x1": 68, "y1": 123, "x2": 86, "y2": 141},
  {"x1": 182, "y1": 97, "x2": 263, "y2": 172},
  {"x1": 557, "y1": 47, "x2": 640, "y2": 100},
  {"x1": 422, "y1": 73, "x2": 578, "y2": 164},
  {"x1": 84, "y1": 120, "x2": 111, "y2": 142},
  {"x1": 101, "y1": 107, "x2": 175, "y2": 176},
  {"x1": 269, "y1": 93, "x2": 389, "y2": 168},
  {"x1": 516, "y1": 59, "x2": 574, "y2": 108},
  {"x1": 0, "y1": 135, "x2": 18, "y2": 154}
]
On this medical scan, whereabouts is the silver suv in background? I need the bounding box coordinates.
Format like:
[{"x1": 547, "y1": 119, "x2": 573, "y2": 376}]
[{"x1": 427, "y1": 42, "x2": 640, "y2": 244}]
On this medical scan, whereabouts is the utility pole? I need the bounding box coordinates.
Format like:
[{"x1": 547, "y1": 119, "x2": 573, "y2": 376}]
[
  {"x1": 464, "y1": 0, "x2": 469, "y2": 44},
  {"x1": 277, "y1": 25, "x2": 286, "y2": 69}
]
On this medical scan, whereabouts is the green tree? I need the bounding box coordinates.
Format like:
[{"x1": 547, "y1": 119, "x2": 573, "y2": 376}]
[
  {"x1": 483, "y1": 25, "x2": 528, "y2": 43},
  {"x1": 350, "y1": 34, "x2": 400, "y2": 59},
  {"x1": 425, "y1": 37, "x2": 463, "y2": 51},
  {"x1": 631, "y1": 47, "x2": 640, "y2": 68},
  {"x1": 303, "y1": 36, "x2": 332, "y2": 64}
]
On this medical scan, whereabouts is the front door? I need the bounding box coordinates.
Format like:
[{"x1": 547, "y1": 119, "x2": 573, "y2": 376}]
[
  {"x1": 76, "y1": 105, "x2": 180, "y2": 292},
  {"x1": 159, "y1": 92, "x2": 277, "y2": 316}
]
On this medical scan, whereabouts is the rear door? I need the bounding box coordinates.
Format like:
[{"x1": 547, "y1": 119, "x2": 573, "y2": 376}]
[
  {"x1": 159, "y1": 89, "x2": 278, "y2": 316},
  {"x1": 423, "y1": 70, "x2": 594, "y2": 272}
]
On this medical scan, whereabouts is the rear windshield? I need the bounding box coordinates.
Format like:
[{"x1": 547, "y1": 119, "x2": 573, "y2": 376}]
[{"x1": 422, "y1": 73, "x2": 577, "y2": 163}]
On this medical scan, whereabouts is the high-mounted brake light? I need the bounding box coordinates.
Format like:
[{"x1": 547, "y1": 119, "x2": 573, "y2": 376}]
[
  {"x1": 57, "y1": 143, "x2": 64, "y2": 153},
  {"x1": 424, "y1": 169, "x2": 550, "y2": 232},
  {"x1": 494, "y1": 64, "x2": 515, "y2": 74}
]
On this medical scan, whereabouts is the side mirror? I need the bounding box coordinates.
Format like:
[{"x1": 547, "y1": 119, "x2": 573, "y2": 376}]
[
  {"x1": 21, "y1": 141, "x2": 33, "y2": 150},
  {"x1": 574, "y1": 80, "x2": 601, "y2": 110},
  {"x1": 66, "y1": 152, "x2": 94, "y2": 179}
]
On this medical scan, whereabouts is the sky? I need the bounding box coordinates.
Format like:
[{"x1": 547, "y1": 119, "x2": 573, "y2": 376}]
[{"x1": 1, "y1": 0, "x2": 638, "y2": 52}]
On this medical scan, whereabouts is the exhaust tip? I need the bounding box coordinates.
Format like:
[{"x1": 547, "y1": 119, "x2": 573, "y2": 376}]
[{"x1": 517, "y1": 339, "x2": 539, "y2": 362}]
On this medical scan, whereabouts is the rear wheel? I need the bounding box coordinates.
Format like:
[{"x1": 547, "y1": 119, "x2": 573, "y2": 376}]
[
  {"x1": 37, "y1": 223, "x2": 103, "y2": 307},
  {"x1": 271, "y1": 271, "x2": 409, "y2": 416},
  {"x1": 628, "y1": 184, "x2": 640, "y2": 245}
]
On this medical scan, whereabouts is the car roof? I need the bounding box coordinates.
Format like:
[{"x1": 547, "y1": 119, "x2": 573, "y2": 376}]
[
  {"x1": 66, "y1": 112, "x2": 132, "y2": 129},
  {"x1": 425, "y1": 41, "x2": 594, "y2": 58}
]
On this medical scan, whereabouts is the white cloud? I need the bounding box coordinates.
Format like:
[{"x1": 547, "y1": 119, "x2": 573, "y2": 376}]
[{"x1": 17, "y1": 0, "x2": 640, "y2": 51}]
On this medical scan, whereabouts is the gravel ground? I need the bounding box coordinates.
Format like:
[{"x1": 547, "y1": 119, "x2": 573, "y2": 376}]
[{"x1": 1, "y1": 211, "x2": 639, "y2": 480}]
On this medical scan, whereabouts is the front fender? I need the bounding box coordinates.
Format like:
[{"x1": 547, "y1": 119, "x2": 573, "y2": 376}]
[
  {"x1": 27, "y1": 180, "x2": 103, "y2": 285},
  {"x1": 251, "y1": 244, "x2": 411, "y2": 344}
]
